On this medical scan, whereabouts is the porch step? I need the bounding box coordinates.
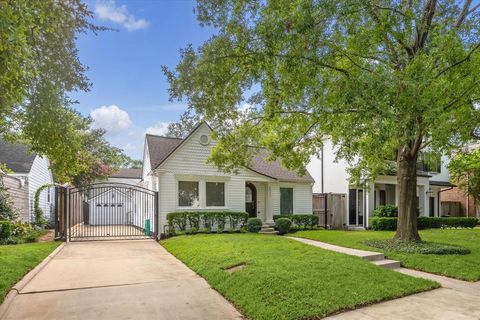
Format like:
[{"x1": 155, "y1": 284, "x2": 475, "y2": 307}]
[
  {"x1": 258, "y1": 230, "x2": 279, "y2": 235},
  {"x1": 347, "y1": 226, "x2": 366, "y2": 231},
  {"x1": 372, "y1": 259, "x2": 401, "y2": 269},
  {"x1": 259, "y1": 225, "x2": 279, "y2": 235},
  {"x1": 362, "y1": 252, "x2": 385, "y2": 262}
]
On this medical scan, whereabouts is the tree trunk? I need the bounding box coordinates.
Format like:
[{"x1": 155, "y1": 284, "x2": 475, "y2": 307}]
[{"x1": 394, "y1": 149, "x2": 422, "y2": 242}]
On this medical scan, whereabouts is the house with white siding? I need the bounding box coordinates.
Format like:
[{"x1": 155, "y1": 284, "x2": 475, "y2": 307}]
[
  {"x1": 0, "y1": 138, "x2": 54, "y2": 223},
  {"x1": 141, "y1": 122, "x2": 314, "y2": 231},
  {"x1": 307, "y1": 139, "x2": 453, "y2": 229}
]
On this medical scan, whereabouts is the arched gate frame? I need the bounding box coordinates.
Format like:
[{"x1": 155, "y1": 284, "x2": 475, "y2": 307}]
[{"x1": 54, "y1": 183, "x2": 159, "y2": 241}]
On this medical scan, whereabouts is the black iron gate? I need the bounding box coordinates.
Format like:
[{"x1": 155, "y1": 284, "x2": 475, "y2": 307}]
[{"x1": 55, "y1": 183, "x2": 158, "y2": 241}]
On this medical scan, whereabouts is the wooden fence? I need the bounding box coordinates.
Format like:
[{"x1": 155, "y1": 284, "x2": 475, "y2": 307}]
[
  {"x1": 1, "y1": 173, "x2": 29, "y2": 222},
  {"x1": 313, "y1": 193, "x2": 347, "y2": 229}
]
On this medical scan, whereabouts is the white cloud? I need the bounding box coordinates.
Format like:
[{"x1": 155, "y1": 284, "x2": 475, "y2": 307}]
[
  {"x1": 95, "y1": 1, "x2": 149, "y2": 31},
  {"x1": 90, "y1": 105, "x2": 132, "y2": 136},
  {"x1": 145, "y1": 121, "x2": 171, "y2": 136}
]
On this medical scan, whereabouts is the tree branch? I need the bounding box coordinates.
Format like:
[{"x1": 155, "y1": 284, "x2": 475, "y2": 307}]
[
  {"x1": 434, "y1": 42, "x2": 480, "y2": 79},
  {"x1": 411, "y1": 132, "x2": 424, "y2": 157},
  {"x1": 455, "y1": 0, "x2": 473, "y2": 28},
  {"x1": 414, "y1": 0, "x2": 437, "y2": 52},
  {"x1": 442, "y1": 79, "x2": 480, "y2": 111}
]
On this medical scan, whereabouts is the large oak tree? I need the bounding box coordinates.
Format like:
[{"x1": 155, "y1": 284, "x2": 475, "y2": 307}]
[{"x1": 164, "y1": 0, "x2": 480, "y2": 241}]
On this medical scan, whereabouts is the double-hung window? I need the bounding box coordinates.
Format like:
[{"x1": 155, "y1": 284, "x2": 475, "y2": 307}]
[
  {"x1": 206, "y1": 182, "x2": 225, "y2": 207},
  {"x1": 178, "y1": 181, "x2": 199, "y2": 207},
  {"x1": 280, "y1": 187, "x2": 293, "y2": 214}
]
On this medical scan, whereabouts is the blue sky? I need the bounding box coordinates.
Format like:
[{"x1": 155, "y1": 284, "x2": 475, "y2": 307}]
[{"x1": 71, "y1": 0, "x2": 215, "y2": 160}]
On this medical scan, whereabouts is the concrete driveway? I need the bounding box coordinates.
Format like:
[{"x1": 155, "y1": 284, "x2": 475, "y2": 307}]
[{"x1": 2, "y1": 240, "x2": 242, "y2": 320}]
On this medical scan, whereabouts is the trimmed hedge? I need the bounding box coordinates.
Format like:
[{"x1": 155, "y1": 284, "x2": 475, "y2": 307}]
[
  {"x1": 370, "y1": 217, "x2": 397, "y2": 231},
  {"x1": 373, "y1": 205, "x2": 398, "y2": 217},
  {"x1": 166, "y1": 211, "x2": 248, "y2": 234},
  {"x1": 365, "y1": 239, "x2": 471, "y2": 255},
  {"x1": 370, "y1": 216, "x2": 479, "y2": 231},
  {"x1": 275, "y1": 218, "x2": 292, "y2": 235},
  {"x1": 419, "y1": 217, "x2": 478, "y2": 229},
  {"x1": 273, "y1": 214, "x2": 319, "y2": 229}
]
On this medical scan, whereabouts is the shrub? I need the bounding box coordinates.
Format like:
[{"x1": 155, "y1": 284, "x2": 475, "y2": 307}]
[
  {"x1": 370, "y1": 216, "x2": 479, "y2": 231},
  {"x1": 167, "y1": 212, "x2": 188, "y2": 231},
  {"x1": 440, "y1": 217, "x2": 478, "y2": 229},
  {"x1": 370, "y1": 217, "x2": 397, "y2": 231},
  {"x1": 228, "y1": 212, "x2": 248, "y2": 231},
  {"x1": 373, "y1": 205, "x2": 398, "y2": 217},
  {"x1": 365, "y1": 239, "x2": 471, "y2": 255},
  {"x1": 0, "y1": 180, "x2": 19, "y2": 221},
  {"x1": 166, "y1": 211, "x2": 249, "y2": 235},
  {"x1": 0, "y1": 221, "x2": 40, "y2": 244},
  {"x1": 275, "y1": 218, "x2": 292, "y2": 235},
  {"x1": 0, "y1": 220, "x2": 14, "y2": 239},
  {"x1": 215, "y1": 212, "x2": 226, "y2": 232},
  {"x1": 187, "y1": 212, "x2": 201, "y2": 230},
  {"x1": 201, "y1": 212, "x2": 216, "y2": 232},
  {"x1": 246, "y1": 218, "x2": 262, "y2": 233},
  {"x1": 273, "y1": 214, "x2": 318, "y2": 229}
]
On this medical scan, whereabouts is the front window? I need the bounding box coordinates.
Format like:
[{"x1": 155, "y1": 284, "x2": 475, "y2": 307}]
[
  {"x1": 280, "y1": 188, "x2": 293, "y2": 214},
  {"x1": 178, "y1": 181, "x2": 199, "y2": 207},
  {"x1": 206, "y1": 182, "x2": 225, "y2": 206}
]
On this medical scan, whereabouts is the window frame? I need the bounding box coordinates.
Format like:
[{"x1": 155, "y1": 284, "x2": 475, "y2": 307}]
[
  {"x1": 177, "y1": 180, "x2": 200, "y2": 208},
  {"x1": 205, "y1": 181, "x2": 226, "y2": 208},
  {"x1": 280, "y1": 187, "x2": 294, "y2": 215}
]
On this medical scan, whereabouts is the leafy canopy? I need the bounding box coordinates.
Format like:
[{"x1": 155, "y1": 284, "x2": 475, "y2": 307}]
[
  {"x1": 449, "y1": 147, "x2": 480, "y2": 203},
  {"x1": 0, "y1": 0, "x2": 128, "y2": 185},
  {"x1": 164, "y1": 0, "x2": 480, "y2": 184}
]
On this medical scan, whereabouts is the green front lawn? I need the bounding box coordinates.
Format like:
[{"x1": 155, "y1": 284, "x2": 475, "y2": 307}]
[
  {"x1": 162, "y1": 234, "x2": 437, "y2": 320},
  {"x1": 294, "y1": 229, "x2": 480, "y2": 281},
  {"x1": 0, "y1": 242, "x2": 60, "y2": 303}
]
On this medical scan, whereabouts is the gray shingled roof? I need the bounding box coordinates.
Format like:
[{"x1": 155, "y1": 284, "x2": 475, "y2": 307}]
[
  {"x1": 0, "y1": 138, "x2": 36, "y2": 173},
  {"x1": 251, "y1": 149, "x2": 314, "y2": 182},
  {"x1": 110, "y1": 168, "x2": 142, "y2": 178},
  {"x1": 146, "y1": 134, "x2": 183, "y2": 169},
  {"x1": 146, "y1": 132, "x2": 314, "y2": 183}
]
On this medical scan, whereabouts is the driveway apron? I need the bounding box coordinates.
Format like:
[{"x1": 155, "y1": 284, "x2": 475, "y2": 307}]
[{"x1": 2, "y1": 240, "x2": 242, "y2": 320}]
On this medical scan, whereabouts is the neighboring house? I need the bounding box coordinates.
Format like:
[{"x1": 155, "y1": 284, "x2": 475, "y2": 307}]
[
  {"x1": 0, "y1": 170, "x2": 29, "y2": 221},
  {"x1": 0, "y1": 138, "x2": 54, "y2": 223},
  {"x1": 106, "y1": 168, "x2": 142, "y2": 185},
  {"x1": 141, "y1": 122, "x2": 314, "y2": 231},
  {"x1": 440, "y1": 187, "x2": 478, "y2": 217},
  {"x1": 308, "y1": 139, "x2": 453, "y2": 228}
]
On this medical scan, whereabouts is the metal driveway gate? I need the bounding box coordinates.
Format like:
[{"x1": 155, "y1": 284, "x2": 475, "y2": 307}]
[{"x1": 55, "y1": 183, "x2": 158, "y2": 241}]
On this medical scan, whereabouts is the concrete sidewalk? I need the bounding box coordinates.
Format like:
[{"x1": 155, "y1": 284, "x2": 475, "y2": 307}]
[
  {"x1": 1, "y1": 240, "x2": 242, "y2": 320},
  {"x1": 290, "y1": 237, "x2": 480, "y2": 320}
]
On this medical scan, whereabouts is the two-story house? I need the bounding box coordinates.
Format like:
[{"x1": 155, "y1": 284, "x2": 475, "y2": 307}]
[{"x1": 308, "y1": 139, "x2": 453, "y2": 228}]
